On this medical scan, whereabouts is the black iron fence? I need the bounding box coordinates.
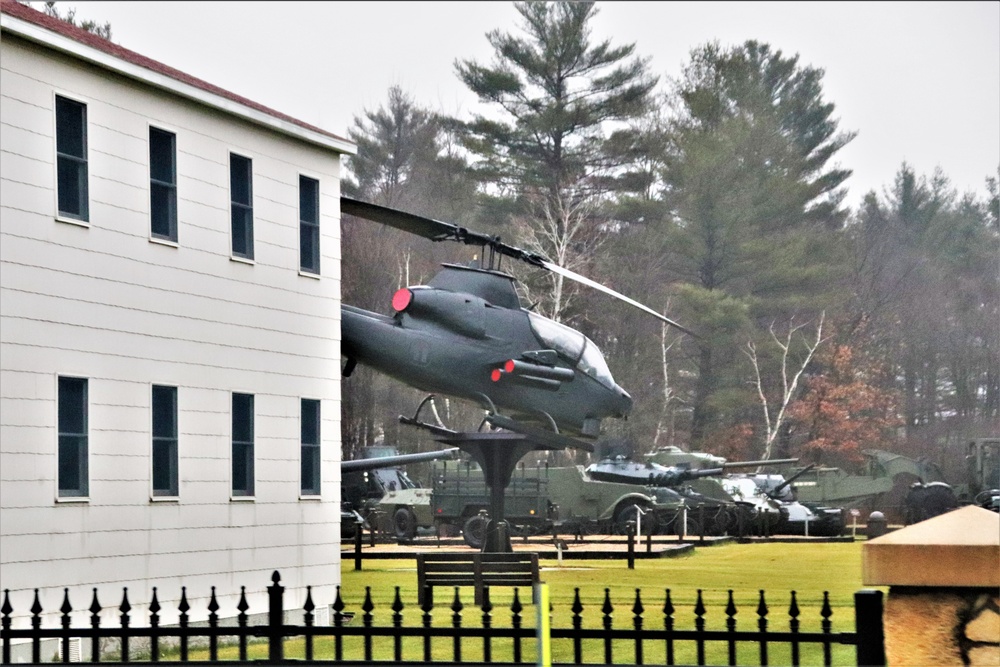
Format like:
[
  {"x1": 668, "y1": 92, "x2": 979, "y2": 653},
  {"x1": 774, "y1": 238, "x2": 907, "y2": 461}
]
[{"x1": 2, "y1": 571, "x2": 885, "y2": 665}]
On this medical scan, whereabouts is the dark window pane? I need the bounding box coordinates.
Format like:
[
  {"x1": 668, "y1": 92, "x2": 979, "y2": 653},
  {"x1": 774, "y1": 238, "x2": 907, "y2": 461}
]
[
  {"x1": 301, "y1": 399, "x2": 320, "y2": 444},
  {"x1": 151, "y1": 183, "x2": 176, "y2": 239},
  {"x1": 230, "y1": 154, "x2": 251, "y2": 205},
  {"x1": 301, "y1": 447, "x2": 320, "y2": 496},
  {"x1": 231, "y1": 206, "x2": 253, "y2": 258},
  {"x1": 58, "y1": 377, "x2": 88, "y2": 497},
  {"x1": 58, "y1": 435, "x2": 82, "y2": 492},
  {"x1": 232, "y1": 443, "x2": 254, "y2": 496},
  {"x1": 300, "y1": 399, "x2": 320, "y2": 495},
  {"x1": 152, "y1": 439, "x2": 177, "y2": 495},
  {"x1": 300, "y1": 223, "x2": 318, "y2": 272},
  {"x1": 149, "y1": 128, "x2": 175, "y2": 184},
  {"x1": 299, "y1": 176, "x2": 318, "y2": 224},
  {"x1": 58, "y1": 377, "x2": 87, "y2": 433},
  {"x1": 57, "y1": 158, "x2": 88, "y2": 218},
  {"x1": 232, "y1": 393, "x2": 253, "y2": 442},
  {"x1": 152, "y1": 385, "x2": 176, "y2": 438},
  {"x1": 56, "y1": 97, "x2": 86, "y2": 158}
]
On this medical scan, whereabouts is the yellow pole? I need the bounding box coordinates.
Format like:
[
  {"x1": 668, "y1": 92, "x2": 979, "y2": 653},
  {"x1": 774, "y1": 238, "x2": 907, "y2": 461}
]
[{"x1": 536, "y1": 583, "x2": 551, "y2": 667}]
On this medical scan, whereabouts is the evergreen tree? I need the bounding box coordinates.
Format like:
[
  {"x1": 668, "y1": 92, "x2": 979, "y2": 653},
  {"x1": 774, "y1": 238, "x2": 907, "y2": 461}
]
[
  {"x1": 661, "y1": 40, "x2": 855, "y2": 447},
  {"x1": 455, "y1": 1, "x2": 657, "y2": 322}
]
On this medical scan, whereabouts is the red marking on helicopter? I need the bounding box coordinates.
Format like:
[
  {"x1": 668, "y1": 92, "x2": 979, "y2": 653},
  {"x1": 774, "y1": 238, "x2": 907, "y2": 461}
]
[{"x1": 392, "y1": 288, "x2": 412, "y2": 312}]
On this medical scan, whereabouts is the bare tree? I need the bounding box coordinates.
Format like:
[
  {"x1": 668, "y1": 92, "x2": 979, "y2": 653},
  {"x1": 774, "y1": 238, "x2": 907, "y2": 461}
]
[
  {"x1": 653, "y1": 303, "x2": 682, "y2": 447},
  {"x1": 746, "y1": 312, "x2": 827, "y2": 462}
]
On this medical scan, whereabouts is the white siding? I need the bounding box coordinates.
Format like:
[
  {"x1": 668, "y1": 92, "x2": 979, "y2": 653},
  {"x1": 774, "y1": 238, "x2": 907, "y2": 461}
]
[{"x1": 1, "y1": 34, "x2": 344, "y2": 627}]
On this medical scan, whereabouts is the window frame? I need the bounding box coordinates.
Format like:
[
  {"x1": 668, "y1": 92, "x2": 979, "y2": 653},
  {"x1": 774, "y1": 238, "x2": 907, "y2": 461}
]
[
  {"x1": 300, "y1": 398, "x2": 321, "y2": 497},
  {"x1": 148, "y1": 125, "x2": 178, "y2": 244},
  {"x1": 57, "y1": 375, "x2": 89, "y2": 499},
  {"x1": 151, "y1": 384, "x2": 179, "y2": 499},
  {"x1": 231, "y1": 392, "x2": 255, "y2": 498},
  {"x1": 229, "y1": 152, "x2": 254, "y2": 261},
  {"x1": 53, "y1": 93, "x2": 90, "y2": 224},
  {"x1": 298, "y1": 174, "x2": 320, "y2": 275}
]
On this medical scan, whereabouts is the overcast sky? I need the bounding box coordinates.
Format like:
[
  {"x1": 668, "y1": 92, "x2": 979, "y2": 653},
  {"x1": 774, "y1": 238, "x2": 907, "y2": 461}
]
[{"x1": 61, "y1": 1, "x2": 999, "y2": 211}]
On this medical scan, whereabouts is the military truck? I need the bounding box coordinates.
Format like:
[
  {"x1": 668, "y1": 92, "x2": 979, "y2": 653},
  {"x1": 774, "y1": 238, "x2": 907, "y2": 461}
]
[
  {"x1": 429, "y1": 459, "x2": 690, "y2": 547},
  {"x1": 430, "y1": 459, "x2": 555, "y2": 548}
]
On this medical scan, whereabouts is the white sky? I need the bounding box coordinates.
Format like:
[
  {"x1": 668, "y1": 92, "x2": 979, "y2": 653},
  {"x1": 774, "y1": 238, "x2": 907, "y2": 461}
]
[{"x1": 60, "y1": 1, "x2": 999, "y2": 210}]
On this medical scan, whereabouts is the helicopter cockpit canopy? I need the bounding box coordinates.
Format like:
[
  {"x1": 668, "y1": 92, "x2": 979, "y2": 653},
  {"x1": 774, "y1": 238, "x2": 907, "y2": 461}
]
[{"x1": 527, "y1": 311, "x2": 616, "y2": 389}]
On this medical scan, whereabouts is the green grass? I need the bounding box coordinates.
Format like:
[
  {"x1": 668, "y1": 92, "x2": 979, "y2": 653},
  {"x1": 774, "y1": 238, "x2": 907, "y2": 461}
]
[{"x1": 177, "y1": 541, "x2": 878, "y2": 664}]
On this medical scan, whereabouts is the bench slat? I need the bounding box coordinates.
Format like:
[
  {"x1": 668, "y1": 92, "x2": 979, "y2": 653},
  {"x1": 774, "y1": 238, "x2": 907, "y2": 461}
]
[{"x1": 416, "y1": 552, "x2": 540, "y2": 606}]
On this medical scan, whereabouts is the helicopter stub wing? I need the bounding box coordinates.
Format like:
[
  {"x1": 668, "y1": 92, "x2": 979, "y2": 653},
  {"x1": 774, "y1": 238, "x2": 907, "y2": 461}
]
[{"x1": 485, "y1": 413, "x2": 596, "y2": 453}]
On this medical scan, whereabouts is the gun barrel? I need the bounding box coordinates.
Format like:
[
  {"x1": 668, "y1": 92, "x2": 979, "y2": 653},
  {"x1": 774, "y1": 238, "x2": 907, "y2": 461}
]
[
  {"x1": 720, "y1": 458, "x2": 799, "y2": 469},
  {"x1": 771, "y1": 463, "x2": 817, "y2": 496},
  {"x1": 342, "y1": 447, "x2": 461, "y2": 473}
]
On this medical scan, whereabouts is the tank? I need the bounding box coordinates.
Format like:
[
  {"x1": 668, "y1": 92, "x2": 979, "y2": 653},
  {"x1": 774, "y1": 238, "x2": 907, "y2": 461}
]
[{"x1": 747, "y1": 470, "x2": 846, "y2": 536}]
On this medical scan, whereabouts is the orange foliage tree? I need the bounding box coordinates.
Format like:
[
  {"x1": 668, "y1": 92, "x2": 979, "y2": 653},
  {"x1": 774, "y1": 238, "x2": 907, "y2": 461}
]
[{"x1": 788, "y1": 342, "x2": 901, "y2": 467}]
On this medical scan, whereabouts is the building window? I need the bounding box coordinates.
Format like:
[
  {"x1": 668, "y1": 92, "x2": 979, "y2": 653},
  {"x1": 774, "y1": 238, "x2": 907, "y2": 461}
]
[
  {"x1": 230, "y1": 153, "x2": 253, "y2": 259},
  {"x1": 232, "y1": 392, "x2": 254, "y2": 496},
  {"x1": 299, "y1": 176, "x2": 320, "y2": 274},
  {"x1": 301, "y1": 399, "x2": 321, "y2": 496},
  {"x1": 58, "y1": 376, "x2": 88, "y2": 497},
  {"x1": 149, "y1": 127, "x2": 177, "y2": 241},
  {"x1": 55, "y1": 96, "x2": 89, "y2": 221},
  {"x1": 152, "y1": 385, "x2": 178, "y2": 497}
]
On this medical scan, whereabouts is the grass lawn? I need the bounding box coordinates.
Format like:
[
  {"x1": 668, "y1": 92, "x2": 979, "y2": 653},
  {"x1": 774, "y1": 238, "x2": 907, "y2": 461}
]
[{"x1": 181, "y1": 540, "x2": 878, "y2": 664}]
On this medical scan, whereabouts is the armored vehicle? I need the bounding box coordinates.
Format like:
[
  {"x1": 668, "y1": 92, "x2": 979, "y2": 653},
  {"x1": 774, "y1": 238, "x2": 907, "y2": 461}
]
[
  {"x1": 341, "y1": 445, "x2": 460, "y2": 539},
  {"x1": 747, "y1": 471, "x2": 845, "y2": 536}
]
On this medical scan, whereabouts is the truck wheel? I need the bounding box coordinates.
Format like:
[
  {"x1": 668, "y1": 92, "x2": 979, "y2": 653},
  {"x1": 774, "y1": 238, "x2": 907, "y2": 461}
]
[
  {"x1": 462, "y1": 515, "x2": 487, "y2": 549},
  {"x1": 613, "y1": 502, "x2": 655, "y2": 535},
  {"x1": 393, "y1": 507, "x2": 418, "y2": 541}
]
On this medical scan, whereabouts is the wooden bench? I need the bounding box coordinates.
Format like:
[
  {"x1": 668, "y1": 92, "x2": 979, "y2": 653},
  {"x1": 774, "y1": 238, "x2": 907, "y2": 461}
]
[{"x1": 416, "y1": 552, "x2": 540, "y2": 606}]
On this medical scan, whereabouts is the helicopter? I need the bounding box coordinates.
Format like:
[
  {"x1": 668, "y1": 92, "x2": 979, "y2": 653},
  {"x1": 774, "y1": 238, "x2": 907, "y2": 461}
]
[{"x1": 340, "y1": 197, "x2": 695, "y2": 451}]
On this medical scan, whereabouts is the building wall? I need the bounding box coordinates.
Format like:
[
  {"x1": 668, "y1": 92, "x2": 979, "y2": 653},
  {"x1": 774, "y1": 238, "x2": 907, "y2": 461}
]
[{"x1": 0, "y1": 34, "x2": 343, "y2": 627}]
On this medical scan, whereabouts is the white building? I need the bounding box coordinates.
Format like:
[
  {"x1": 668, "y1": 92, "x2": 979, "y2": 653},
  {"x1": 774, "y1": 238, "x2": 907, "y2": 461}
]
[{"x1": 0, "y1": 0, "x2": 353, "y2": 639}]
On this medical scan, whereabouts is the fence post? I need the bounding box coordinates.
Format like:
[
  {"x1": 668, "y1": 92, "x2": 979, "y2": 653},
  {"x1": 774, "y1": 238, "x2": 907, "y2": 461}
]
[
  {"x1": 626, "y1": 521, "x2": 636, "y2": 569},
  {"x1": 354, "y1": 520, "x2": 363, "y2": 571},
  {"x1": 268, "y1": 571, "x2": 285, "y2": 663},
  {"x1": 854, "y1": 589, "x2": 886, "y2": 666}
]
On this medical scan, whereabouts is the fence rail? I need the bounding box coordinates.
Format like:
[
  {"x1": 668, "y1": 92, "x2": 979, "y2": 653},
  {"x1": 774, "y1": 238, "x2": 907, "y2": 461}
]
[{"x1": 1, "y1": 571, "x2": 885, "y2": 665}]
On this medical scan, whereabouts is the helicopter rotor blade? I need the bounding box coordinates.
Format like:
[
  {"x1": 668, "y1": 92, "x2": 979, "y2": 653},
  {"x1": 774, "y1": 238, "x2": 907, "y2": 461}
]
[
  {"x1": 341, "y1": 197, "x2": 547, "y2": 267},
  {"x1": 342, "y1": 196, "x2": 695, "y2": 336},
  {"x1": 541, "y1": 261, "x2": 698, "y2": 338}
]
